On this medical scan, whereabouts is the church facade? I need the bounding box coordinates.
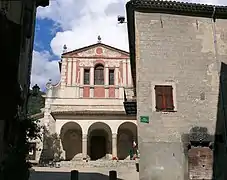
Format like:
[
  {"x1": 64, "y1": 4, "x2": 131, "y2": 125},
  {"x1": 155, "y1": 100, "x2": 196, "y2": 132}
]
[{"x1": 31, "y1": 39, "x2": 137, "y2": 163}]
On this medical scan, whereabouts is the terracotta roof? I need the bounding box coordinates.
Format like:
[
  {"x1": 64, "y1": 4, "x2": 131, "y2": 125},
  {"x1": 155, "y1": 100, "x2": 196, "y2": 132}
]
[
  {"x1": 51, "y1": 110, "x2": 135, "y2": 117},
  {"x1": 61, "y1": 42, "x2": 129, "y2": 57},
  {"x1": 126, "y1": 0, "x2": 227, "y2": 95}
]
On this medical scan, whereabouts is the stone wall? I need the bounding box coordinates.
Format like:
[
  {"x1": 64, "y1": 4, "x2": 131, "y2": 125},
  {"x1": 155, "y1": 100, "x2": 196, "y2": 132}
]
[{"x1": 135, "y1": 12, "x2": 227, "y2": 180}]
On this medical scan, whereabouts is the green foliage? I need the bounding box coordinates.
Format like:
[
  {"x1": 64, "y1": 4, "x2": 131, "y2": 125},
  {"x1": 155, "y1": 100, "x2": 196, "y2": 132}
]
[
  {"x1": 40, "y1": 130, "x2": 62, "y2": 163},
  {"x1": 0, "y1": 116, "x2": 42, "y2": 180},
  {"x1": 27, "y1": 90, "x2": 45, "y2": 116},
  {"x1": 0, "y1": 89, "x2": 45, "y2": 180}
]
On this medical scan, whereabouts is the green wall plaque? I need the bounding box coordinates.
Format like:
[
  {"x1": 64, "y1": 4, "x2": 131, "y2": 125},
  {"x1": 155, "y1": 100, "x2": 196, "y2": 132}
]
[{"x1": 140, "y1": 116, "x2": 149, "y2": 123}]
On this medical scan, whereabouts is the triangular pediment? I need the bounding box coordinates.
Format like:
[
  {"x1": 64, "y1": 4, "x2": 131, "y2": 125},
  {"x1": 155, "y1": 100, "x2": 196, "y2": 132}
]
[{"x1": 62, "y1": 43, "x2": 129, "y2": 58}]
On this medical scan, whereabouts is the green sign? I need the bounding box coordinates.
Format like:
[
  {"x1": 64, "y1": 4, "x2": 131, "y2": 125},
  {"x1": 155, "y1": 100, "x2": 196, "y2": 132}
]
[{"x1": 140, "y1": 116, "x2": 149, "y2": 123}]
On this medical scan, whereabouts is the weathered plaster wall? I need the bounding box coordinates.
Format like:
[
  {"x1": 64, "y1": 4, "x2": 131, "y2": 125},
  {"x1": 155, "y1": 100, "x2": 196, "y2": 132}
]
[{"x1": 135, "y1": 12, "x2": 227, "y2": 180}]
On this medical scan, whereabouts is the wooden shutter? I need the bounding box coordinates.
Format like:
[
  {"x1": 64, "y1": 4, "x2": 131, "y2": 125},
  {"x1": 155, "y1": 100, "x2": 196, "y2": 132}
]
[
  {"x1": 84, "y1": 69, "x2": 90, "y2": 85},
  {"x1": 164, "y1": 86, "x2": 174, "y2": 110},
  {"x1": 109, "y1": 69, "x2": 115, "y2": 85},
  {"x1": 155, "y1": 85, "x2": 174, "y2": 111},
  {"x1": 155, "y1": 86, "x2": 164, "y2": 111}
]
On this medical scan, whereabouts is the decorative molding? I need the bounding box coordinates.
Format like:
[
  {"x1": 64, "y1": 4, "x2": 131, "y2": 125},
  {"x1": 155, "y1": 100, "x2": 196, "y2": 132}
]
[
  {"x1": 77, "y1": 47, "x2": 122, "y2": 58},
  {"x1": 189, "y1": 126, "x2": 211, "y2": 143},
  {"x1": 78, "y1": 48, "x2": 95, "y2": 57},
  {"x1": 50, "y1": 105, "x2": 125, "y2": 112},
  {"x1": 105, "y1": 61, "x2": 120, "y2": 68},
  {"x1": 105, "y1": 49, "x2": 122, "y2": 57},
  {"x1": 79, "y1": 60, "x2": 94, "y2": 67},
  {"x1": 122, "y1": 59, "x2": 127, "y2": 64}
]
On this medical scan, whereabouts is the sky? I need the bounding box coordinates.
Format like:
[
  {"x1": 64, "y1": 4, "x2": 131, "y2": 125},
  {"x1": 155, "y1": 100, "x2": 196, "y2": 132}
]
[{"x1": 31, "y1": 0, "x2": 227, "y2": 90}]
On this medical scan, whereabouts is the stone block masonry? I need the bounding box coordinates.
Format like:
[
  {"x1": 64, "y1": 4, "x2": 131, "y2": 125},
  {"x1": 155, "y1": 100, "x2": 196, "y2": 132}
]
[{"x1": 135, "y1": 11, "x2": 227, "y2": 180}]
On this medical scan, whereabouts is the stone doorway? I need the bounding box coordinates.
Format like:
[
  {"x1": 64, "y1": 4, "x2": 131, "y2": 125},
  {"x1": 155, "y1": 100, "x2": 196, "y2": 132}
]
[{"x1": 90, "y1": 136, "x2": 106, "y2": 160}]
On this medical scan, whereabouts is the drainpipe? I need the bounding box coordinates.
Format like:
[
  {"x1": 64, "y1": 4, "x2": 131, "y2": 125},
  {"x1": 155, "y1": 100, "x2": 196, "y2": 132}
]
[{"x1": 211, "y1": 6, "x2": 227, "y2": 149}]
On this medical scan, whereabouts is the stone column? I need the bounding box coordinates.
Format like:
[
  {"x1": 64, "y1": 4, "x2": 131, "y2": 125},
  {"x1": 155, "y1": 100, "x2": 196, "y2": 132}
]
[
  {"x1": 115, "y1": 67, "x2": 119, "y2": 86},
  {"x1": 105, "y1": 66, "x2": 109, "y2": 85},
  {"x1": 90, "y1": 67, "x2": 94, "y2": 97},
  {"x1": 127, "y1": 59, "x2": 132, "y2": 86},
  {"x1": 122, "y1": 59, "x2": 127, "y2": 86},
  {"x1": 115, "y1": 67, "x2": 119, "y2": 98},
  {"x1": 82, "y1": 134, "x2": 87, "y2": 160},
  {"x1": 105, "y1": 66, "x2": 109, "y2": 98},
  {"x1": 90, "y1": 67, "x2": 94, "y2": 85},
  {"x1": 72, "y1": 59, "x2": 77, "y2": 86},
  {"x1": 112, "y1": 133, "x2": 117, "y2": 159},
  {"x1": 60, "y1": 58, "x2": 67, "y2": 88},
  {"x1": 79, "y1": 67, "x2": 84, "y2": 97},
  {"x1": 60, "y1": 139, "x2": 66, "y2": 160},
  {"x1": 67, "y1": 59, "x2": 72, "y2": 86}
]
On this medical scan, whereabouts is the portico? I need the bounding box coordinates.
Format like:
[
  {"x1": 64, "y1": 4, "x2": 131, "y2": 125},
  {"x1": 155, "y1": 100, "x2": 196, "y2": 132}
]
[{"x1": 53, "y1": 111, "x2": 137, "y2": 161}]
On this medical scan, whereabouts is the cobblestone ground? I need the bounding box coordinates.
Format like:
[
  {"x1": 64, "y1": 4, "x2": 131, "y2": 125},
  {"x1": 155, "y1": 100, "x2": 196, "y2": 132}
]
[{"x1": 29, "y1": 166, "x2": 139, "y2": 180}]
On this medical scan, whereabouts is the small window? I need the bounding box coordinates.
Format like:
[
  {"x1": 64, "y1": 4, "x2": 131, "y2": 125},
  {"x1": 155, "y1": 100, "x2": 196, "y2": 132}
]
[
  {"x1": 84, "y1": 69, "x2": 90, "y2": 85},
  {"x1": 94, "y1": 64, "x2": 104, "y2": 85},
  {"x1": 155, "y1": 85, "x2": 174, "y2": 112},
  {"x1": 109, "y1": 69, "x2": 115, "y2": 85}
]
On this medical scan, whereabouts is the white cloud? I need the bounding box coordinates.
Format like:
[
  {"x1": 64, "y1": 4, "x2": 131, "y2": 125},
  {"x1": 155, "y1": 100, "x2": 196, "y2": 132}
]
[
  {"x1": 33, "y1": 0, "x2": 227, "y2": 88},
  {"x1": 36, "y1": 0, "x2": 227, "y2": 57},
  {"x1": 31, "y1": 50, "x2": 60, "y2": 90},
  {"x1": 37, "y1": 0, "x2": 129, "y2": 57}
]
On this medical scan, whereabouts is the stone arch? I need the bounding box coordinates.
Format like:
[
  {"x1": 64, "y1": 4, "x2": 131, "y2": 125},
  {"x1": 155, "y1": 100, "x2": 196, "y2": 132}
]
[
  {"x1": 60, "y1": 122, "x2": 82, "y2": 161},
  {"x1": 117, "y1": 121, "x2": 138, "y2": 160},
  {"x1": 88, "y1": 122, "x2": 112, "y2": 160}
]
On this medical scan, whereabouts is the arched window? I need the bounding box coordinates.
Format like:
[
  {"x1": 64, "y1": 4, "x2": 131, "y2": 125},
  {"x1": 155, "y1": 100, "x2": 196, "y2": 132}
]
[{"x1": 94, "y1": 64, "x2": 104, "y2": 85}]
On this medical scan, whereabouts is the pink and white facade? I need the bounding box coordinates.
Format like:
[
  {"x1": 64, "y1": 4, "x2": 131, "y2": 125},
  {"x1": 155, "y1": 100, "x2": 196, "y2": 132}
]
[{"x1": 38, "y1": 41, "x2": 137, "y2": 162}]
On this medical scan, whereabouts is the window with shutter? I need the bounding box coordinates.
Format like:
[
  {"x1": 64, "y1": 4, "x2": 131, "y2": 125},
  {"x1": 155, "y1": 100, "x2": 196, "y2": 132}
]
[
  {"x1": 155, "y1": 85, "x2": 174, "y2": 112},
  {"x1": 84, "y1": 69, "x2": 90, "y2": 85},
  {"x1": 94, "y1": 64, "x2": 104, "y2": 85},
  {"x1": 109, "y1": 69, "x2": 115, "y2": 85}
]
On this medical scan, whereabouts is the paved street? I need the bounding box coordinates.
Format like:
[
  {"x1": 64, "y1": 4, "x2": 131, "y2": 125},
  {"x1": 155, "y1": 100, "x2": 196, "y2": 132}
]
[{"x1": 29, "y1": 167, "x2": 139, "y2": 180}]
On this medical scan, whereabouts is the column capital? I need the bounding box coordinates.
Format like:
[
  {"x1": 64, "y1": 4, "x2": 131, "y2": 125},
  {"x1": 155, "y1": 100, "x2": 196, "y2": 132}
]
[
  {"x1": 112, "y1": 133, "x2": 117, "y2": 138},
  {"x1": 122, "y1": 59, "x2": 127, "y2": 64},
  {"x1": 82, "y1": 134, "x2": 88, "y2": 139}
]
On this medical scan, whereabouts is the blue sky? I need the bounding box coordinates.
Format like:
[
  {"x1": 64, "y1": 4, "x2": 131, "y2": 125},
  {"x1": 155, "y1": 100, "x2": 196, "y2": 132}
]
[
  {"x1": 31, "y1": 0, "x2": 227, "y2": 90},
  {"x1": 34, "y1": 19, "x2": 62, "y2": 55}
]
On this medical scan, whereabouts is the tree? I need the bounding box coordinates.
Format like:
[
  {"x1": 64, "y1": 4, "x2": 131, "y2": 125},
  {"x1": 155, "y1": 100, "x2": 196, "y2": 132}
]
[{"x1": 39, "y1": 129, "x2": 62, "y2": 164}]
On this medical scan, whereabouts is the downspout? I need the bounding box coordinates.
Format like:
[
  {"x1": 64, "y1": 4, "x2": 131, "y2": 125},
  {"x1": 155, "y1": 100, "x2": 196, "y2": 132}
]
[{"x1": 211, "y1": 7, "x2": 227, "y2": 148}]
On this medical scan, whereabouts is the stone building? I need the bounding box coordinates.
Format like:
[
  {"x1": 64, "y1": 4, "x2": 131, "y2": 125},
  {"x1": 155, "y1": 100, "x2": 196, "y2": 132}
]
[
  {"x1": 0, "y1": 0, "x2": 49, "y2": 167},
  {"x1": 31, "y1": 38, "x2": 137, "y2": 163},
  {"x1": 126, "y1": 0, "x2": 227, "y2": 179}
]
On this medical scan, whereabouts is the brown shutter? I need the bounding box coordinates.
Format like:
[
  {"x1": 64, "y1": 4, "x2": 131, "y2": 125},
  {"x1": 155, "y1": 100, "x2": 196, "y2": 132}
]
[
  {"x1": 165, "y1": 86, "x2": 174, "y2": 110},
  {"x1": 155, "y1": 86, "x2": 164, "y2": 111},
  {"x1": 155, "y1": 85, "x2": 174, "y2": 111}
]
